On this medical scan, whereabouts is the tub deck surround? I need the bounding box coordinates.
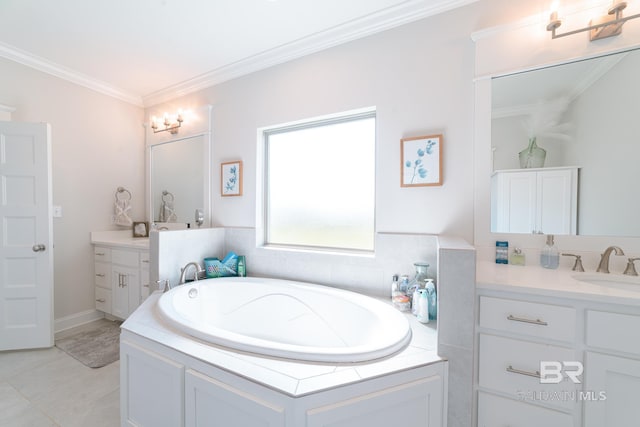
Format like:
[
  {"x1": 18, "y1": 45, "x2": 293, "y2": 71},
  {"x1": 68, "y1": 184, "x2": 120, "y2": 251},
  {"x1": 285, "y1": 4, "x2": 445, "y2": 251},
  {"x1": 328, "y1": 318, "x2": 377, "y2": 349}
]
[
  {"x1": 122, "y1": 291, "x2": 440, "y2": 397},
  {"x1": 476, "y1": 261, "x2": 640, "y2": 305},
  {"x1": 90, "y1": 230, "x2": 149, "y2": 249}
]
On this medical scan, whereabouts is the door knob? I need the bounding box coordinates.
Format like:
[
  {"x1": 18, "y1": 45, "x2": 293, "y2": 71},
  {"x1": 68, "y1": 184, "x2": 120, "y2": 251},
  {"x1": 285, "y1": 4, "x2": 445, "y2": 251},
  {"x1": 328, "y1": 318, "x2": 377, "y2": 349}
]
[{"x1": 32, "y1": 244, "x2": 46, "y2": 252}]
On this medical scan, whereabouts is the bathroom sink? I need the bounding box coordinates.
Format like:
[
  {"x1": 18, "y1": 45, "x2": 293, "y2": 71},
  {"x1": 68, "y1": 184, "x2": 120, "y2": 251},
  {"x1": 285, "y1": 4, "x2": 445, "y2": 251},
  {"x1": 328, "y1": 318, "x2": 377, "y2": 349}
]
[{"x1": 572, "y1": 273, "x2": 640, "y2": 292}]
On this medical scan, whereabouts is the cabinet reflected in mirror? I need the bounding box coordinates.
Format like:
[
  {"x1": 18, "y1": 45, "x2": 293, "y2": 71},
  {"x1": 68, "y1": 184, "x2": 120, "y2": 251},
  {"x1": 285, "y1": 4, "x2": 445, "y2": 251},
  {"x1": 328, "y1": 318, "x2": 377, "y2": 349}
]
[{"x1": 491, "y1": 48, "x2": 640, "y2": 237}]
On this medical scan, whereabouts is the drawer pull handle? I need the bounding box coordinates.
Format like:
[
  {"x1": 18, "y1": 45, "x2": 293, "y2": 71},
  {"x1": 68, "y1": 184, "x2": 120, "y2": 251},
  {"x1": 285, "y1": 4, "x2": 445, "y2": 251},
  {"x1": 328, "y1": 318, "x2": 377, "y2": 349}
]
[
  {"x1": 506, "y1": 365, "x2": 541, "y2": 379},
  {"x1": 96, "y1": 298, "x2": 106, "y2": 303},
  {"x1": 141, "y1": 260, "x2": 150, "y2": 263},
  {"x1": 95, "y1": 273, "x2": 105, "y2": 277},
  {"x1": 143, "y1": 284, "x2": 150, "y2": 288},
  {"x1": 95, "y1": 252, "x2": 106, "y2": 256},
  {"x1": 507, "y1": 314, "x2": 548, "y2": 326}
]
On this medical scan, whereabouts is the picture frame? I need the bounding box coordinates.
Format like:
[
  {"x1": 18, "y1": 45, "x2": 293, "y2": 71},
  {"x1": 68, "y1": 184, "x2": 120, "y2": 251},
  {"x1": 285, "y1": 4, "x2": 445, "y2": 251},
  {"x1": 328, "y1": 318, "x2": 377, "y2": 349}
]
[
  {"x1": 221, "y1": 160, "x2": 243, "y2": 197},
  {"x1": 401, "y1": 134, "x2": 443, "y2": 187},
  {"x1": 132, "y1": 221, "x2": 149, "y2": 238}
]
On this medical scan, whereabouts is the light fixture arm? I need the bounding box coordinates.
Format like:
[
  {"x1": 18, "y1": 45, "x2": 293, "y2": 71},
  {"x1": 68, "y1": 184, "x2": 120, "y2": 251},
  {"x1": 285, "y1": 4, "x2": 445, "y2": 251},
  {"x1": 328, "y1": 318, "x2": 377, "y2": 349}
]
[{"x1": 547, "y1": 1, "x2": 640, "y2": 41}]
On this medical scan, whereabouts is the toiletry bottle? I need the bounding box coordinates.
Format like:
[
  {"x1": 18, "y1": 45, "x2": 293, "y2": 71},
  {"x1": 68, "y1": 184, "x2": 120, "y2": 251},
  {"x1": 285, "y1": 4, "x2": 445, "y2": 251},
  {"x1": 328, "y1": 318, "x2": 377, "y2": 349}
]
[
  {"x1": 399, "y1": 275, "x2": 410, "y2": 294},
  {"x1": 540, "y1": 235, "x2": 560, "y2": 269},
  {"x1": 417, "y1": 290, "x2": 430, "y2": 324},
  {"x1": 425, "y1": 279, "x2": 437, "y2": 320},
  {"x1": 496, "y1": 241, "x2": 509, "y2": 264},
  {"x1": 237, "y1": 256, "x2": 246, "y2": 277},
  {"x1": 510, "y1": 248, "x2": 526, "y2": 266},
  {"x1": 390, "y1": 275, "x2": 399, "y2": 299}
]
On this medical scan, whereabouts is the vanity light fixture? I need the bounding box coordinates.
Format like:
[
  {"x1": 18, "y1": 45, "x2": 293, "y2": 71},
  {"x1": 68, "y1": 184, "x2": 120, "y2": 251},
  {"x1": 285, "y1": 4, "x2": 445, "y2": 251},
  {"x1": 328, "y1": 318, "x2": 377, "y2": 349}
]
[
  {"x1": 547, "y1": 1, "x2": 640, "y2": 41},
  {"x1": 150, "y1": 111, "x2": 184, "y2": 134}
]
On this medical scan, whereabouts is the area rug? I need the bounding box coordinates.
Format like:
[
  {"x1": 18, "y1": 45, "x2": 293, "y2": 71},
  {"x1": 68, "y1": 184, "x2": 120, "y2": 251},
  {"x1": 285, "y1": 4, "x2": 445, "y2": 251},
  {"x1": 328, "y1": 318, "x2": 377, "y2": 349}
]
[{"x1": 55, "y1": 319, "x2": 121, "y2": 368}]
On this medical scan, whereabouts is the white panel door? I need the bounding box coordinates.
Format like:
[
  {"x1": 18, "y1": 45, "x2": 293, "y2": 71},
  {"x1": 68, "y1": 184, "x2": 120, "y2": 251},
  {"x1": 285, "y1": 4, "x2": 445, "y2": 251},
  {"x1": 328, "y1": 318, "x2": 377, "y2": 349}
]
[{"x1": 0, "y1": 121, "x2": 53, "y2": 350}]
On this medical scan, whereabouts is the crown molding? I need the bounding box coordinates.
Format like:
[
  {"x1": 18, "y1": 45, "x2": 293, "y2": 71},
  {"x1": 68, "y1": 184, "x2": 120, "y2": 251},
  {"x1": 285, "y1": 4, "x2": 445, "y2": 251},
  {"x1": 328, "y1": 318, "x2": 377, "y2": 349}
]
[
  {"x1": 0, "y1": 42, "x2": 144, "y2": 107},
  {"x1": 142, "y1": 0, "x2": 478, "y2": 107}
]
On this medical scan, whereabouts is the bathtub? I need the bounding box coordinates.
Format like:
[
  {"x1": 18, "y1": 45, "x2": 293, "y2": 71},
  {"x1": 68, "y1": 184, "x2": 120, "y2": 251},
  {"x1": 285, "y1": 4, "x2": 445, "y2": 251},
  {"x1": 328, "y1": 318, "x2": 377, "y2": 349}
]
[{"x1": 156, "y1": 277, "x2": 412, "y2": 363}]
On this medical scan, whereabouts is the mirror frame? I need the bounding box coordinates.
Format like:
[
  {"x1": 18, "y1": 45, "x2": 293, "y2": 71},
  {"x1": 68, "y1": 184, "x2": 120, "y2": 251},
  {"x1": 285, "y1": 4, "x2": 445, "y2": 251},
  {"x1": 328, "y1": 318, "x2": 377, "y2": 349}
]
[
  {"x1": 145, "y1": 105, "x2": 213, "y2": 228},
  {"x1": 472, "y1": 14, "x2": 640, "y2": 256}
]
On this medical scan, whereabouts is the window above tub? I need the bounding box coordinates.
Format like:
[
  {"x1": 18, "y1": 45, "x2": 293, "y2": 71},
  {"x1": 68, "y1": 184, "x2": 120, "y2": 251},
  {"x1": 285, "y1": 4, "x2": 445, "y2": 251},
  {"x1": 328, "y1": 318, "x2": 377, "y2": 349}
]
[{"x1": 259, "y1": 108, "x2": 376, "y2": 253}]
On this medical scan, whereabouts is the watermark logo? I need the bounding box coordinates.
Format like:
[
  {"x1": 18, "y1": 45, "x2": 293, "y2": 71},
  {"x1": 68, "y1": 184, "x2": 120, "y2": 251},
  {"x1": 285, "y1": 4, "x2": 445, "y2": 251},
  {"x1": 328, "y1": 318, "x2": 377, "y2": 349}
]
[
  {"x1": 515, "y1": 361, "x2": 606, "y2": 402},
  {"x1": 540, "y1": 361, "x2": 583, "y2": 384}
]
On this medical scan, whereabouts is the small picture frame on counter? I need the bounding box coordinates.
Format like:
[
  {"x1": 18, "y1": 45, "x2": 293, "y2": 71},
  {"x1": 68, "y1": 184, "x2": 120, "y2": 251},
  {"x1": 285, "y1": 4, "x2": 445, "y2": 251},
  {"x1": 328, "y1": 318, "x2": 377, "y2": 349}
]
[{"x1": 132, "y1": 221, "x2": 149, "y2": 238}]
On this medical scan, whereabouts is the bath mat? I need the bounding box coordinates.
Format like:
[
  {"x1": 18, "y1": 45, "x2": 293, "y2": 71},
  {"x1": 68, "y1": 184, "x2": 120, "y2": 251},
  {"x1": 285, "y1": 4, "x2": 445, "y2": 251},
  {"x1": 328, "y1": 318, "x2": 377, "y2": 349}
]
[{"x1": 55, "y1": 319, "x2": 121, "y2": 368}]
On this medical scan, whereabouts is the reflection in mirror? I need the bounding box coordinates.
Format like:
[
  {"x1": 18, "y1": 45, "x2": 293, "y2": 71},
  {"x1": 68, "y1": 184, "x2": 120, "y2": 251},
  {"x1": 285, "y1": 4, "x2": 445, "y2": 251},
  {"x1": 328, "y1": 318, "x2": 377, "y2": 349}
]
[
  {"x1": 150, "y1": 135, "x2": 205, "y2": 225},
  {"x1": 491, "y1": 48, "x2": 640, "y2": 237}
]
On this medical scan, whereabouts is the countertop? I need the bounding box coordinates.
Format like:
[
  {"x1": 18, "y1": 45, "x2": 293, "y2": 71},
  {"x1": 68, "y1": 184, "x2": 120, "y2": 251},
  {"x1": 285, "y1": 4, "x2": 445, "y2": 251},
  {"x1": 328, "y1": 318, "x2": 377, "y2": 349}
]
[
  {"x1": 91, "y1": 230, "x2": 149, "y2": 249},
  {"x1": 477, "y1": 261, "x2": 640, "y2": 306},
  {"x1": 121, "y1": 292, "x2": 442, "y2": 397}
]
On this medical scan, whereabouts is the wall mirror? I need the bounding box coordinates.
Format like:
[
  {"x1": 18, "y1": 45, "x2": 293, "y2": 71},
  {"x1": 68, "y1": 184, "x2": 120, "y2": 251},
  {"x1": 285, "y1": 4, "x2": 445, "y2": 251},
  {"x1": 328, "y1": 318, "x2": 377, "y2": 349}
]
[
  {"x1": 490, "y1": 47, "x2": 640, "y2": 237},
  {"x1": 150, "y1": 135, "x2": 206, "y2": 225}
]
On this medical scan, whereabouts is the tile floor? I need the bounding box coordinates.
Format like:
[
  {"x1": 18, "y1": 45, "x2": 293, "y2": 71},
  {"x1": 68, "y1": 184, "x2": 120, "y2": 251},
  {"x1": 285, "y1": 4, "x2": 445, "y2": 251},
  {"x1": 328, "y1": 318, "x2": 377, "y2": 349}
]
[{"x1": 0, "y1": 321, "x2": 120, "y2": 427}]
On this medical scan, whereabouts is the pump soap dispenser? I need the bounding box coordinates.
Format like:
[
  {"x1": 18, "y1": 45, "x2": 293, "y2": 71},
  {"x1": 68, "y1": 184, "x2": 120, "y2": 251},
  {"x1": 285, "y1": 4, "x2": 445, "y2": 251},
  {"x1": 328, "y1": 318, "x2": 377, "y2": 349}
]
[{"x1": 540, "y1": 235, "x2": 559, "y2": 269}]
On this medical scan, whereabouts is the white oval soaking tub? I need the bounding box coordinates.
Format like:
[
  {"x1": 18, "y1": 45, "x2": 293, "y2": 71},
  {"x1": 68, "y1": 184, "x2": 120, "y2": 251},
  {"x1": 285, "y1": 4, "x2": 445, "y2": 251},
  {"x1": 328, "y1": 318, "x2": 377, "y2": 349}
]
[{"x1": 156, "y1": 277, "x2": 412, "y2": 363}]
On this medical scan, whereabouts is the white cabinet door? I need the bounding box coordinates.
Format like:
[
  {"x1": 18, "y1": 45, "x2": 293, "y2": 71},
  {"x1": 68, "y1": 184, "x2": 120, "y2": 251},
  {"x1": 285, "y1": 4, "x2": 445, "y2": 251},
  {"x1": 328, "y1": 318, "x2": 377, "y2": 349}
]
[
  {"x1": 536, "y1": 169, "x2": 577, "y2": 235},
  {"x1": 112, "y1": 265, "x2": 139, "y2": 319},
  {"x1": 584, "y1": 352, "x2": 640, "y2": 427},
  {"x1": 120, "y1": 340, "x2": 184, "y2": 427},
  {"x1": 306, "y1": 376, "x2": 443, "y2": 427},
  {"x1": 492, "y1": 170, "x2": 537, "y2": 233},
  {"x1": 491, "y1": 167, "x2": 577, "y2": 234},
  {"x1": 184, "y1": 369, "x2": 286, "y2": 427}
]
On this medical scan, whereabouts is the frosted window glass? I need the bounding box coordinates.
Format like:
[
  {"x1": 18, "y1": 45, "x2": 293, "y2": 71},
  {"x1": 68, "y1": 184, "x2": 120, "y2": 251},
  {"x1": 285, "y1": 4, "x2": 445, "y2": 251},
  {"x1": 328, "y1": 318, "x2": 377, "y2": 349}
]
[{"x1": 266, "y1": 114, "x2": 375, "y2": 251}]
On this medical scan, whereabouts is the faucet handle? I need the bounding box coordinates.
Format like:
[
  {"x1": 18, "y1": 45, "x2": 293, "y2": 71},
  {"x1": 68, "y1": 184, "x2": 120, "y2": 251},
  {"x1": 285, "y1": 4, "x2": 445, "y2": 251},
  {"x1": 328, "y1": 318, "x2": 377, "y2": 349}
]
[
  {"x1": 562, "y1": 253, "x2": 585, "y2": 272},
  {"x1": 624, "y1": 258, "x2": 640, "y2": 276}
]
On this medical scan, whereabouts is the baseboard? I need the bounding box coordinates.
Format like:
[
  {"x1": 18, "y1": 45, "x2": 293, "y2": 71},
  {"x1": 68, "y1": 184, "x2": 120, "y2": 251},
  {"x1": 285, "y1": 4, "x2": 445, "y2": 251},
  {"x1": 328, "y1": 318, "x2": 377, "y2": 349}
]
[{"x1": 54, "y1": 309, "x2": 105, "y2": 334}]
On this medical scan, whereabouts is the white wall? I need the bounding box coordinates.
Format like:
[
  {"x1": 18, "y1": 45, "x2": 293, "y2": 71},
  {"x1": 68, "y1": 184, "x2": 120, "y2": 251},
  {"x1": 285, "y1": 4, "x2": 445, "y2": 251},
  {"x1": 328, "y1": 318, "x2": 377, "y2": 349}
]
[
  {"x1": 0, "y1": 57, "x2": 145, "y2": 321},
  {"x1": 147, "y1": 5, "x2": 479, "y2": 241}
]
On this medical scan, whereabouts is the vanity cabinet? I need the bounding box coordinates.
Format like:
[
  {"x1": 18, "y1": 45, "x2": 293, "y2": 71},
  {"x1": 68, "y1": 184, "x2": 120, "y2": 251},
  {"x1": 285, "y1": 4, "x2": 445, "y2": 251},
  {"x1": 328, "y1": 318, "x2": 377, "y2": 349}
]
[
  {"x1": 476, "y1": 284, "x2": 640, "y2": 427},
  {"x1": 94, "y1": 245, "x2": 149, "y2": 320},
  {"x1": 477, "y1": 296, "x2": 578, "y2": 426},
  {"x1": 491, "y1": 167, "x2": 578, "y2": 235}
]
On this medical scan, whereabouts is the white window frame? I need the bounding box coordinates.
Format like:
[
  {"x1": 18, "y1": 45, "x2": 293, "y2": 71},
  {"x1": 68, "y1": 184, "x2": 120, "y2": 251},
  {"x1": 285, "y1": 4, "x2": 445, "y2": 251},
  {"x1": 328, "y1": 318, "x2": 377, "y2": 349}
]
[{"x1": 257, "y1": 107, "x2": 376, "y2": 254}]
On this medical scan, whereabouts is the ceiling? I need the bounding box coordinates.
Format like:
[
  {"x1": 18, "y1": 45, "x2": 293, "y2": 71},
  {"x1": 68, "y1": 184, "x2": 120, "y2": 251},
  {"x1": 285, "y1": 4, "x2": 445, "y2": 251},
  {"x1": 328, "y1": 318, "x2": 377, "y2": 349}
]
[{"x1": 0, "y1": 0, "x2": 476, "y2": 107}]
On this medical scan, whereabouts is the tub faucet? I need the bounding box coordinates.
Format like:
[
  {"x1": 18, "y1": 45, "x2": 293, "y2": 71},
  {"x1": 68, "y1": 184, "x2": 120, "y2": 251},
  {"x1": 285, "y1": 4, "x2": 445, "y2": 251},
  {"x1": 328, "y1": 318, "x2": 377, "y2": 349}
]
[
  {"x1": 596, "y1": 246, "x2": 625, "y2": 274},
  {"x1": 179, "y1": 262, "x2": 203, "y2": 284}
]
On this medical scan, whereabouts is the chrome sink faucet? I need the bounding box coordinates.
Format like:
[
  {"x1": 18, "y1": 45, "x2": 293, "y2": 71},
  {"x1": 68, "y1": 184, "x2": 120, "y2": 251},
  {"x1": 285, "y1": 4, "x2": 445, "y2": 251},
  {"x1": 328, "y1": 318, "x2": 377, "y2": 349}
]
[
  {"x1": 179, "y1": 262, "x2": 203, "y2": 284},
  {"x1": 596, "y1": 246, "x2": 625, "y2": 274}
]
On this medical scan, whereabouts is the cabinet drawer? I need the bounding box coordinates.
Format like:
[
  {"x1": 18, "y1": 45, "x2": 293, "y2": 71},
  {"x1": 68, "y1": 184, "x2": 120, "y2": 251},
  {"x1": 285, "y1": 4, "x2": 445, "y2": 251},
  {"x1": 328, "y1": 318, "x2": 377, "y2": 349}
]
[
  {"x1": 94, "y1": 246, "x2": 111, "y2": 262},
  {"x1": 94, "y1": 262, "x2": 110, "y2": 288},
  {"x1": 479, "y1": 296, "x2": 576, "y2": 342},
  {"x1": 140, "y1": 251, "x2": 150, "y2": 269},
  {"x1": 478, "y1": 392, "x2": 573, "y2": 427},
  {"x1": 95, "y1": 287, "x2": 111, "y2": 313},
  {"x1": 478, "y1": 334, "x2": 578, "y2": 410},
  {"x1": 112, "y1": 249, "x2": 139, "y2": 267},
  {"x1": 586, "y1": 310, "x2": 640, "y2": 356}
]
